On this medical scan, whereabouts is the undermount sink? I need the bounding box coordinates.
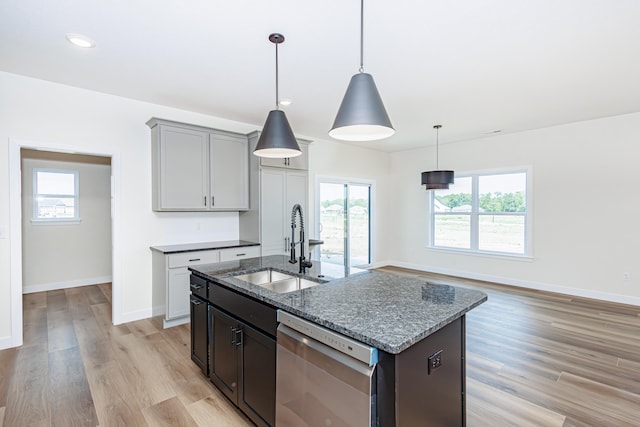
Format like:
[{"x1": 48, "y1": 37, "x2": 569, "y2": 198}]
[{"x1": 233, "y1": 268, "x2": 322, "y2": 294}]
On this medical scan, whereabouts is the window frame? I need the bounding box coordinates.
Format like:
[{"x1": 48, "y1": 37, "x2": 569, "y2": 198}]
[
  {"x1": 32, "y1": 168, "x2": 80, "y2": 224},
  {"x1": 427, "y1": 167, "x2": 532, "y2": 259}
]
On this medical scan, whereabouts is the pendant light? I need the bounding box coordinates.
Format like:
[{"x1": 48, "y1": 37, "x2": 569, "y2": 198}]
[
  {"x1": 329, "y1": 0, "x2": 394, "y2": 141},
  {"x1": 254, "y1": 33, "x2": 302, "y2": 158},
  {"x1": 421, "y1": 125, "x2": 454, "y2": 190}
]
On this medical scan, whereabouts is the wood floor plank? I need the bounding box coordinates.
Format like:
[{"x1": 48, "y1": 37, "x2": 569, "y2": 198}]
[
  {"x1": 46, "y1": 289, "x2": 68, "y2": 313},
  {"x1": 48, "y1": 347, "x2": 99, "y2": 427},
  {"x1": 47, "y1": 308, "x2": 79, "y2": 353},
  {"x1": 21, "y1": 306, "x2": 47, "y2": 349},
  {"x1": 23, "y1": 292, "x2": 46, "y2": 310},
  {"x1": 90, "y1": 302, "x2": 131, "y2": 338},
  {"x1": 110, "y1": 332, "x2": 177, "y2": 409},
  {"x1": 64, "y1": 286, "x2": 96, "y2": 323},
  {"x1": 186, "y1": 394, "x2": 253, "y2": 427},
  {"x1": 97, "y1": 283, "x2": 112, "y2": 304},
  {"x1": 142, "y1": 396, "x2": 198, "y2": 427},
  {"x1": 0, "y1": 349, "x2": 17, "y2": 408},
  {"x1": 2, "y1": 344, "x2": 50, "y2": 426},
  {"x1": 85, "y1": 284, "x2": 109, "y2": 305},
  {"x1": 84, "y1": 361, "x2": 148, "y2": 427},
  {"x1": 467, "y1": 376, "x2": 566, "y2": 427}
]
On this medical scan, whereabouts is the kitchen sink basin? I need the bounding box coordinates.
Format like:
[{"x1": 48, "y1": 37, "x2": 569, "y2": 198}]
[{"x1": 233, "y1": 268, "x2": 322, "y2": 294}]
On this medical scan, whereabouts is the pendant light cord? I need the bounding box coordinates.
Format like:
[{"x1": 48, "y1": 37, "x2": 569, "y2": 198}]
[
  {"x1": 434, "y1": 125, "x2": 441, "y2": 169},
  {"x1": 359, "y1": 0, "x2": 364, "y2": 73},
  {"x1": 275, "y1": 40, "x2": 280, "y2": 109}
]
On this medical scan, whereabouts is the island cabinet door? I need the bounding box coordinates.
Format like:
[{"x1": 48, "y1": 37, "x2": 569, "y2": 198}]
[
  {"x1": 238, "y1": 324, "x2": 276, "y2": 427},
  {"x1": 190, "y1": 295, "x2": 208, "y2": 375},
  {"x1": 209, "y1": 307, "x2": 239, "y2": 403}
]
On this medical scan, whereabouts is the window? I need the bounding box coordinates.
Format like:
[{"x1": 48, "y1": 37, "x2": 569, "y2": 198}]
[
  {"x1": 33, "y1": 169, "x2": 79, "y2": 220},
  {"x1": 429, "y1": 169, "x2": 529, "y2": 256}
]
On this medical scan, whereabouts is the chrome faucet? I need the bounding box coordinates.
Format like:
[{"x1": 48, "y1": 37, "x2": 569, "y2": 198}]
[{"x1": 289, "y1": 204, "x2": 313, "y2": 274}]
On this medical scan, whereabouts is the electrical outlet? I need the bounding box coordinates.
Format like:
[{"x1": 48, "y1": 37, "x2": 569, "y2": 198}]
[
  {"x1": 623, "y1": 272, "x2": 631, "y2": 281},
  {"x1": 427, "y1": 350, "x2": 443, "y2": 374}
]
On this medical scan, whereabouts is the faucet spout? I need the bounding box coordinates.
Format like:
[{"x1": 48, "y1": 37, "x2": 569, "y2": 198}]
[{"x1": 289, "y1": 204, "x2": 312, "y2": 273}]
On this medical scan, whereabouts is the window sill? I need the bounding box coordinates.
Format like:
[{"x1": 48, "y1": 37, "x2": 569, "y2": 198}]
[
  {"x1": 31, "y1": 218, "x2": 82, "y2": 226},
  {"x1": 425, "y1": 246, "x2": 533, "y2": 262}
]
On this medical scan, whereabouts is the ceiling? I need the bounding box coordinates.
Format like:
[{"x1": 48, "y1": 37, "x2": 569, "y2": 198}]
[{"x1": 2, "y1": 0, "x2": 640, "y2": 152}]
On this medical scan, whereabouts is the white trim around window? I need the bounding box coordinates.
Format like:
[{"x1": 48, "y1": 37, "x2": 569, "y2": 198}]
[
  {"x1": 426, "y1": 166, "x2": 532, "y2": 259},
  {"x1": 32, "y1": 168, "x2": 80, "y2": 223}
]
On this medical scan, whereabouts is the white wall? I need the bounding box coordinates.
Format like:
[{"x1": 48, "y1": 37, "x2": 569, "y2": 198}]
[
  {"x1": 388, "y1": 112, "x2": 640, "y2": 304},
  {"x1": 0, "y1": 71, "x2": 259, "y2": 346},
  {"x1": 308, "y1": 138, "x2": 391, "y2": 263},
  {"x1": 21, "y1": 152, "x2": 112, "y2": 293}
]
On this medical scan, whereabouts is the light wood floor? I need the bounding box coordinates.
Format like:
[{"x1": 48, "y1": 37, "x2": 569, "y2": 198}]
[{"x1": 1, "y1": 270, "x2": 639, "y2": 426}]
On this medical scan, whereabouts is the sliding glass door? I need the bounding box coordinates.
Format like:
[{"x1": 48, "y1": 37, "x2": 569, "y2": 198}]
[{"x1": 318, "y1": 180, "x2": 372, "y2": 269}]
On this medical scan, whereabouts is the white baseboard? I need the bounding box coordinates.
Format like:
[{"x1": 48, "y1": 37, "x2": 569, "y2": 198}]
[
  {"x1": 163, "y1": 316, "x2": 190, "y2": 329},
  {"x1": 152, "y1": 305, "x2": 165, "y2": 317},
  {"x1": 23, "y1": 276, "x2": 112, "y2": 294},
  {"x1": 383, "y1": 260, "x2": 640, "y2": 307},
  {"x1": 118, "y1": 307, "x2": 153, "y2": 325}
]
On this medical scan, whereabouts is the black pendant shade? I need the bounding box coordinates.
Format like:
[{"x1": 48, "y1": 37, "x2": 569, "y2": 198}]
[
  {"x1": 422, "y1": 124, "x2": 454, "y2": 190},
  {"x1": 254, "y1": 110, "x2": 301, "y2": 158},
  {"x1": 329, "y1": 73, "x2": 395, "y2": 141},
  {"x1": 421, "y1": 170, "x2": 455, "y2": 190},
  {"x1": 253, "y1": 33, "x2": 302, "y2": 158}
]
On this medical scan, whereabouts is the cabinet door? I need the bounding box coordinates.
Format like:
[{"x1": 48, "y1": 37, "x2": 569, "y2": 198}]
[
  {"x1": 259, "y1": 141, "x2": 308, "y2": 170},
  {"x1": 209, "y1": 307, "x2": 239, "y2": 404},
  {"x1": 210, "y1": 134, "x2": 249, "y2": 210},
  {"x1": 260, "y1": 157, "x2": 289, "y2": 169},
  {"x1": 260, "y1": 169, "x2": 287, "y2": 255},
  {"x1": 284, "y1": 142, "x2": 308, "y2": 170},
  {"x1": 158, "y1": 125, "x2": 209, "y2": 210},
  {"x1": 167, "y1": 267, "x2": 191, "y2": 320},
  {"x1": 238, "y1": 324, "x2": 276, "y2": 427},
  {"x1": 190, "y1": 296, "x2": 208, "y2": 375}
]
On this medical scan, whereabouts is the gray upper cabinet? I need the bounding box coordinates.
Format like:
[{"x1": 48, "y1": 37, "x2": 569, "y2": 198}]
[
  {"x1": 147, "y1": 118, "x2": 249, "y2": 211},
  {"x1": 259, "y1": 140, "x2": 310, "y2": 170},
  {"x1": 210, "y1": 133, "x2": 248, "y2": 210}
]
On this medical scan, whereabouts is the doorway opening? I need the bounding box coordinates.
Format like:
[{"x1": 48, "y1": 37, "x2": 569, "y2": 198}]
[
  {"x1": 9, "y1": 139, "x2": 121, "y2": 348},
  {"x1": 317, "y1": 179, "x2": 373, "y2": 269}
]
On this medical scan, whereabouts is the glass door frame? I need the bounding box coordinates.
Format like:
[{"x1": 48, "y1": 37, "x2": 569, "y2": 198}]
[{"x1": 315, "y1": 176, "x2": 375, "y2": 269}]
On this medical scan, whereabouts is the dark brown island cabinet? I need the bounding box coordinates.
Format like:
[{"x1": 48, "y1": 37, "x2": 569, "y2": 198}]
[
  {"x1": 190, "y1": 274, "x2": 276, "y2": 427},
  {"x1": 190, "y1": 272, "x2": 468, "y2": 427}
]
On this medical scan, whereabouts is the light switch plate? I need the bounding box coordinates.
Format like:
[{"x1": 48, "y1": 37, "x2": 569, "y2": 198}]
[{"x1": 0, "y1": 227, "x2": 7, "y2": 239}]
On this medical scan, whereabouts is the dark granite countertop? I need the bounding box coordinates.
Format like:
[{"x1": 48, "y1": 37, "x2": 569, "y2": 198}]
[
  {"x1": 190, "y1": 255, "x2": 487, "y2": 354},
  {"x1": 150, "y1": 240, "x2": 259, "y2": 254}
]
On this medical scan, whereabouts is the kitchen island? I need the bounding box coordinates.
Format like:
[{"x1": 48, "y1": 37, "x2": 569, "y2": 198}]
[{"x1": 190, "y1": 255, "x2": 487, "y2": 426}]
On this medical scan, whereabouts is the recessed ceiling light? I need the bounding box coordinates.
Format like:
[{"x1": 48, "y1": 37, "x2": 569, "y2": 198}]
[
  {"x1": 278, "y1": 98, "x2": 292, "y2": 107},
  {"x1": 65, "y1": 33, "x2": 96, "y2": 48}
]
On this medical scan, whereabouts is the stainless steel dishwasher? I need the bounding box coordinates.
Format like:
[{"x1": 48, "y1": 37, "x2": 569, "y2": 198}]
[{"x1": 276, "y1": 310, "x2": 378, "y2": 427}]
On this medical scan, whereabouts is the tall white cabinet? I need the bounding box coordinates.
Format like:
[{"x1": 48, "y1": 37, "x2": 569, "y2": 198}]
[
  {"x1": 239, "y1": 132, "x2": 311, "y2": 256},
  {"x1": 260, "y1": 168, "x2": 308, "y2": 255},
  {"x1": 147, "y1": 118, "x2": 249, "y2": 211}
]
